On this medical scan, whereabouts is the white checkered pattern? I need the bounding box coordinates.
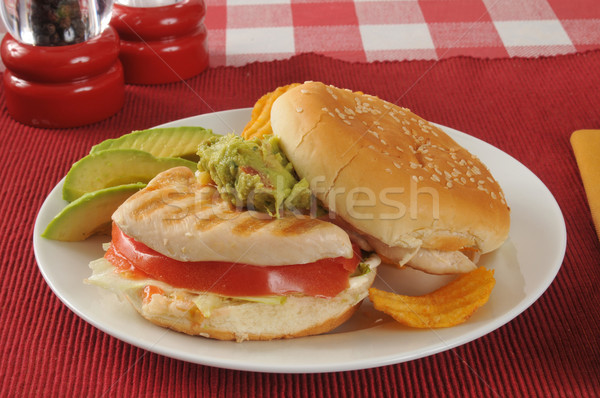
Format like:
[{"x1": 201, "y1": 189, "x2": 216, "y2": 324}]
[
  {"x1": 203, "y1": 0, "x2": 600, "y2": 66},
  {"x1": 1, "y1": 0, "x2": 597, "y2": 69}
]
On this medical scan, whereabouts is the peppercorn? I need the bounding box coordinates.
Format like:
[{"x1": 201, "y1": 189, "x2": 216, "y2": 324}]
[{"x1": 30, "y1": 0, "x2": 87, "y2": 46}]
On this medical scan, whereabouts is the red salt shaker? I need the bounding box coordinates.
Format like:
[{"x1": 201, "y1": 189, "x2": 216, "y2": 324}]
[{"x1": 111, "y1": 0, "x2": 209, "y2": 85}]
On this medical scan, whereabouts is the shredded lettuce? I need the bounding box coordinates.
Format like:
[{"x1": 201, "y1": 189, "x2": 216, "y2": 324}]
[{"x1": 86, "y1": 258, "x2": 289, "y2": 318}]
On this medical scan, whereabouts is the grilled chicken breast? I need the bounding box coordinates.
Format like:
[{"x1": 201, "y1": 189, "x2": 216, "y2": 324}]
[
  {"x1": 327, "y1": 213, "x2": 478, "y2": 274},
  {"x1": 112, "y1": 167, "x2": 354, "y2": 265}
]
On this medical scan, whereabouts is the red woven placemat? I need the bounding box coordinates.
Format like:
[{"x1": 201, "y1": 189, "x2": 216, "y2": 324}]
[{"x1": 1, "y1": 51, "x2": 599, "y2": 397}]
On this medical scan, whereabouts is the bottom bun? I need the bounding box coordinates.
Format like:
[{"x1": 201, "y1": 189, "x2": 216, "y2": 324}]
[
  {"x1": 129, "y1": 293, "x2": 363, "y2": 342},
  {"x1": 86, "y1": 254, "x2": 380, "y2": 342}
]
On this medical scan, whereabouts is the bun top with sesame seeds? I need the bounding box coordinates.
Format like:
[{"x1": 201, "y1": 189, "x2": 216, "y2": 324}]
[{"x1": 271, "y1": 81, "x2": 510, "y2": 255}]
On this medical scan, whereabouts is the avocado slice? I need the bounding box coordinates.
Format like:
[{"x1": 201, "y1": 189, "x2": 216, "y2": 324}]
[
  {"x1": 62, "y1": 149, "x2": 196, "y2": 202},
  {"x1": 43, "y1": 183, "x2": 146, "y2": 241},
  {"x1": 90, "y1": 126, "x2": 215, "y2": 160}
]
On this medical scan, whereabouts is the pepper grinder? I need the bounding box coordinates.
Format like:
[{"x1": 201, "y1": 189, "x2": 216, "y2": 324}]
[
  {"x1": 0, "y1": 0, "x2": 124, "y2": 128},
  {"x1": 111, "y1": 0, "x2": 208, "y2": 85}
]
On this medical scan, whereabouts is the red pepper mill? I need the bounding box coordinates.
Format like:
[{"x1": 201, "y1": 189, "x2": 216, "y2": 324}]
[
  {"x1": 0, "y1": 0, "x2": 125, "y2": 128},
  {"x1": 111, "y1": 0, "x2": 208, "y2": 85}
]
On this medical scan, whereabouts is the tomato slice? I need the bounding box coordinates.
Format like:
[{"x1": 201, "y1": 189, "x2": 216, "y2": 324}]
[{"x1": 105, "y1": 223, "x2": 360, "y2": 298}]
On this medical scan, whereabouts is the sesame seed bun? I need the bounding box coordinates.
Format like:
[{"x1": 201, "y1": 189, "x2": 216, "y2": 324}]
[{"x1": 270, "y1": 81, "x2": 510, "y2": 255}]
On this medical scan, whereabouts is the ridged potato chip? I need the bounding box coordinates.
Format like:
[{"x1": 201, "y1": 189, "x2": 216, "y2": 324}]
[
  {"x1": 369, "y1": 267, "x2": 495, "y2": 328},
  {"x1": 242, "y1": 83, "x2": 300, "y2": 140}
]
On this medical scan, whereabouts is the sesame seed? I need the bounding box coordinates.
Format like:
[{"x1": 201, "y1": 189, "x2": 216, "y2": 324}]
[
  {"x1": 431, "y1": 174, "x2": 441, "y2": 182},
  {"x1": 301, "y1": 89, "x2": 309, "y2": 94},
  {"x1": 296, "y1": 107, "x2": 303, "y2": 113},
  {"x1": 343, "y1": 120, "x2": 351, "y2": 125},
  {"x1": 446, "y1": 181, "x2": 453, "y2": 188},
  {"x1": 326, "y1": 87, "x2": 338, "y2": 100},
  {"x1": 381, "y1": 139, "x2": 387, "y2": 145},
  {"x1": 334, "y1": 108, "x2": 346, "y2": 119},
  {"x1": 393, "y1": 161, "x2": 402, "y2": 168},
  {"x1": 491, "y1": 192, "x2": 497, "y2": 199}
]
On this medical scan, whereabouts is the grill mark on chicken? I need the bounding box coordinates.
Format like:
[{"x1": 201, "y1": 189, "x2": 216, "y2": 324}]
[
  {"x1": 231, "y1": 214, "x2": 273, "y2": 235},
  {"x1": 274, "y1": 217, "x2": 324, "y2": 236},
  {"x1": 153, "y1": 198, "x2": 236, "y2": 233},
  {"x1": 131, "y1": 195, "x2": 171, "y2": 221},
  {"x1": 193, "y1": 212, "x2": 229, "y2": 231},
  {"x1": 135, "y1": 189, "x2": 200, "y2": 220}
]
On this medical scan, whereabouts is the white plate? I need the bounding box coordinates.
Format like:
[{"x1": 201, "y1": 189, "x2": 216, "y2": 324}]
[{"x1": 33, "y1": 108, "x2": 566, "y2": 373}]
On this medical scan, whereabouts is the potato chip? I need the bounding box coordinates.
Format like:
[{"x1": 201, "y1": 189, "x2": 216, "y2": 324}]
[
  {"x1": 369, "y1": 266, "x2": 495, "y2": 328},
  {"x1": 242, "y1": 83, "x2": 300, "y2": 140}
]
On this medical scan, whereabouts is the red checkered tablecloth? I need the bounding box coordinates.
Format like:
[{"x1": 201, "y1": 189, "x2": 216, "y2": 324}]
[
  {"x1": 204, "y1": 0, "x2": 600, "y2": 66},
  {"x1": 0, "y1": 0, "x2": 598, "y2": 68}
]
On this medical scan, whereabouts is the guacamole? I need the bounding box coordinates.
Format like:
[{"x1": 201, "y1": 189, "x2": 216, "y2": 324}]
[{"x1": 197, "y1": 134, "x2": 312, "y2": 217}]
